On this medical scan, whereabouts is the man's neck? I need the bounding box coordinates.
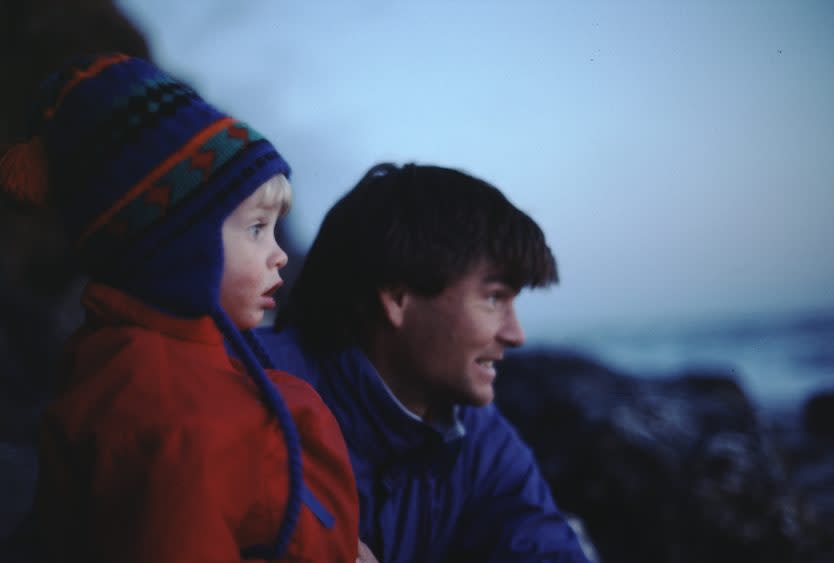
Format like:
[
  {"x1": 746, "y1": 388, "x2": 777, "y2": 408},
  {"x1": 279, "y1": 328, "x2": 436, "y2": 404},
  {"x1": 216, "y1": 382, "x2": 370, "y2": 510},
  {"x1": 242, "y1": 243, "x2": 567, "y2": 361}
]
[
  {"x1": 373, "y1": 363, "x2": 428, "y2": 419},
  {"x1": 364, "y1": 335, "x2": 431, "y2": 419},
  {"x1": 370, "y1": 364, "x2": 456, "y2": 428}
]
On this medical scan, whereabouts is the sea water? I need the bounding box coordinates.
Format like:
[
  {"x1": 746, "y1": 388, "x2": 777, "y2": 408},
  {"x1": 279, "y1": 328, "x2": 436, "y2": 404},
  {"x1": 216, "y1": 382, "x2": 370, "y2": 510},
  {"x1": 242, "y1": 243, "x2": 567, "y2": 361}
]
[{"x1": 551, "y1": 308, "x2": 834, "y2": 413}]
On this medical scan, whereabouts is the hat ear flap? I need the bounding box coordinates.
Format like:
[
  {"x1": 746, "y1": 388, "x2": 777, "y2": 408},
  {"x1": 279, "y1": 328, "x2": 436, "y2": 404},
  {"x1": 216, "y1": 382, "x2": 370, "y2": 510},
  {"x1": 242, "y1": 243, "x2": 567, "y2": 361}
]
[{"x1": 0, "y1": 136, "x2": 50, "y2": 207}]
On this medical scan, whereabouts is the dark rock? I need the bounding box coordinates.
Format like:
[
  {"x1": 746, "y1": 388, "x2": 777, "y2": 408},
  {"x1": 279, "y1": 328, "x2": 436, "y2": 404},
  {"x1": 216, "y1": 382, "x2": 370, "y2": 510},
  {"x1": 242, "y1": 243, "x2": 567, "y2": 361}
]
[
  {"x1": 770, "y1": 404, "x2": 834, "y2": 558},
  {"x1": 803, "y1": 390, "x2": 834, "y2": 439},
  {"x1": 1, "y1": 0, "x2": 151, "y2": 145},
  {"x1": 495, "y1": 349, "x2": 834, "y2": 563},
  {"x1": 0, "y1": 2, "x2": 148, "y2": 557}
]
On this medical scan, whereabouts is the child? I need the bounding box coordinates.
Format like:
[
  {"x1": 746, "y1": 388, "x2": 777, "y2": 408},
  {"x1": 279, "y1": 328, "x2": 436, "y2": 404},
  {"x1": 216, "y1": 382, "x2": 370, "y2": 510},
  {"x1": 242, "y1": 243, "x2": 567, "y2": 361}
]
[{"x1": 0, "y1": 53, "x2": 358, "y2": 561}]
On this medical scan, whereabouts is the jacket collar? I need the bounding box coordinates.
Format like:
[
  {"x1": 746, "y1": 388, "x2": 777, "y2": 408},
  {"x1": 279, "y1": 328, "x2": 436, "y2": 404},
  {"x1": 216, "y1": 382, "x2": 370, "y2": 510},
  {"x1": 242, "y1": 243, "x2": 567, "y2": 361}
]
[
  {"x1": 82, "y1": 282, "x2": 225, "y2": 345},
  {"x1": 298, "y1": 333, "x2": 466, "y2": 466}
]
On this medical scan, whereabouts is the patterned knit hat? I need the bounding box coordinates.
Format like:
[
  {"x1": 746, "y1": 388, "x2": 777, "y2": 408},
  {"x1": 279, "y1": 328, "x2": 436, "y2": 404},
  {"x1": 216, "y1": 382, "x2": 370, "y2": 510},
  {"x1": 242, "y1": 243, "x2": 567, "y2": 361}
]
[
  {"x1": 2, "y1": 52, "x2": 291, "y2": 314},
  {"x1": 0, "y1": 54, "x2": 303, "y2": 559}
]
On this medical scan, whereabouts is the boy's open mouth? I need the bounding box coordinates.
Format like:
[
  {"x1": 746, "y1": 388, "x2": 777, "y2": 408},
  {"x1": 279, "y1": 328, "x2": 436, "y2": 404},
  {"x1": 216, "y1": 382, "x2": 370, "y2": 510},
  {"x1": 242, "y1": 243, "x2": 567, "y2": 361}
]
[{"x1": 263, "y1": 281, "x2": 282, "y2": 297}]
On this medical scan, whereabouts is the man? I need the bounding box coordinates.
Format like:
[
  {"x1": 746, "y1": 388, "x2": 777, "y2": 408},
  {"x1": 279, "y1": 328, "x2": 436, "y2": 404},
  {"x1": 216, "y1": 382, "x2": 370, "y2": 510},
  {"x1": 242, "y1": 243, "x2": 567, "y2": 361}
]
[{"x1": 259, "y1": 163, "x2": 590, "y2": 562}]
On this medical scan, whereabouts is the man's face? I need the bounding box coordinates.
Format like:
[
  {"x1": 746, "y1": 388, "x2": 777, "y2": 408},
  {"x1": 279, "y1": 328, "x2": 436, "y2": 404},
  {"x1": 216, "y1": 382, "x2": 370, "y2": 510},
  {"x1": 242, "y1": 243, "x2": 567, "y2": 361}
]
[
  {"x1": 220, "y1": 175, "x2": 291, "y2": 330},
  {"x1": 395, "y1": 260, "x2": 525, "y2": 414}
]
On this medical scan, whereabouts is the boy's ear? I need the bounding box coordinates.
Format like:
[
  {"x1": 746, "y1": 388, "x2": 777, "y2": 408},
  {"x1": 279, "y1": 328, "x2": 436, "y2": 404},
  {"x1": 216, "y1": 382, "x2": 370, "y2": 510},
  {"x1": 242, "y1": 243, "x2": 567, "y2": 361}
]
[{"x1": 378, "y1": 286, "x2": 408, "y2": 328}]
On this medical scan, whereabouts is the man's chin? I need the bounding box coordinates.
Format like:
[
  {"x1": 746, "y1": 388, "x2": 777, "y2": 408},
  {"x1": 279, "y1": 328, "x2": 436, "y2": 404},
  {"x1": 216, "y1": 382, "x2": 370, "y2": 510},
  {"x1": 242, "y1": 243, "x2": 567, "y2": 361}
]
[{"x1": 465, "y1": 387, "x2": 495, "y2": 408}]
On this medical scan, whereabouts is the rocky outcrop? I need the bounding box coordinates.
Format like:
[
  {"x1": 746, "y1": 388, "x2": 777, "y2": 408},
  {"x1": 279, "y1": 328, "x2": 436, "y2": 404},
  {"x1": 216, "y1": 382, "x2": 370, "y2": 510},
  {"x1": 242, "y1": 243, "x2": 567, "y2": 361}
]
[
  {"x1": 0, "y1": 2, "x2": 151, "y2": 555},
  {"x1": 803, "y1": 390, "x2": 834, "y2": 439},
  {"x1": 1, "y1": 0, "x2": 153, "y2": 414},
  {"x1": 495, "y1": 350, "x2": 834, "y2": 563}
]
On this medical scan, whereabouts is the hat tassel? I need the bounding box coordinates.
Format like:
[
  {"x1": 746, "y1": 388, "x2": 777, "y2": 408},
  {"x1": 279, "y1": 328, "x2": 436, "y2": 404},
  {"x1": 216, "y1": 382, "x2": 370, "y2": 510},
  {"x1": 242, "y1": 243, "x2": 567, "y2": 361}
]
[{"x1": 0, "y1": 136, "x2": 49, "y2": 206}]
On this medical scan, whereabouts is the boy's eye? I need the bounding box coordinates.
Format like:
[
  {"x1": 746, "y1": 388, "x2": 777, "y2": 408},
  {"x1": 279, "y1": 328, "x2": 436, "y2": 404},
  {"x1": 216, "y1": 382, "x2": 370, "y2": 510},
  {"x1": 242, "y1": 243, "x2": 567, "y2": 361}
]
[{"x1": 249, "y1": 223, "x2": 266, "y2": 238}]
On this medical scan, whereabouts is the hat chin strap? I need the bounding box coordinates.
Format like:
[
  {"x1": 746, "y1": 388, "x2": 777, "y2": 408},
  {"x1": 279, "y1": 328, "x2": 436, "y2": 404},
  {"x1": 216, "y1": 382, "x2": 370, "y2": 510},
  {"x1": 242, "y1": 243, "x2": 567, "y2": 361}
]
[{"x1": 211, "y1": 307, "x2": 302, "y2": 560}]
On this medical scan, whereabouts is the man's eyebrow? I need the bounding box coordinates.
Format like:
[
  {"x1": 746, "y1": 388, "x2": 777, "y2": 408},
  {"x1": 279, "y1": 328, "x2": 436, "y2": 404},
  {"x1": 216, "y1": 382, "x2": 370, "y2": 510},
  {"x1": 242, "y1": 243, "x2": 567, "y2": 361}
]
[
  {"x1": 482, "y1": 273, "x2": 512, "y2": 285},
  {"x1": 481, "y1": 271, "x2": 525, "y2": 293}
]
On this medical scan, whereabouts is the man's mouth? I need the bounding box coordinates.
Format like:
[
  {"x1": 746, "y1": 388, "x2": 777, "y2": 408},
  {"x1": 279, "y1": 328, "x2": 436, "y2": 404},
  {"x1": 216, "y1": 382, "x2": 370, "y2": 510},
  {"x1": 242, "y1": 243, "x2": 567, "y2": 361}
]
[{"x1": 476, "y1": 356, "x2": 503, "y2": 378}]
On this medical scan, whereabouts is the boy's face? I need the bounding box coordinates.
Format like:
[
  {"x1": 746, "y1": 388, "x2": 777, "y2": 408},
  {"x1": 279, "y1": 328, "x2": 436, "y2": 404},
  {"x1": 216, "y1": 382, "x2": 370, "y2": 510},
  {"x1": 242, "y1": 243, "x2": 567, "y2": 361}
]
[
  {"x1": 391, "y1": 259, "x2": 525, "y2": 414},
  {"x1": 220, "y1": 175, "x2": 291, "y2": 330}
]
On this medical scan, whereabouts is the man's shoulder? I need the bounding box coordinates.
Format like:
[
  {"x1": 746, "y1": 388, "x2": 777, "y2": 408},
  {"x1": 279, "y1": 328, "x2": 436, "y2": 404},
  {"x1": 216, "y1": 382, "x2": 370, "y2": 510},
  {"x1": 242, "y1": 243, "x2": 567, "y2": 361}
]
[
  {"x1": 458, "y1": 403, "x2": 516, "y2": 438},
  {"x1": 256, "y1": 327, "x2": 322, "y2": 386},
  {"x1": 456, "y1": 403, "x2": 536, "y2": 471}
]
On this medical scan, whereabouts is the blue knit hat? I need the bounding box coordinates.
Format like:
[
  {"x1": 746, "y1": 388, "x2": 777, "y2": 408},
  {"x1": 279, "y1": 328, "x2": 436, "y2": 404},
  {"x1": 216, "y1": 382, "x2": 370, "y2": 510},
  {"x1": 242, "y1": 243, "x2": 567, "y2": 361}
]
[{"x1": 0, "y1": 53, "x2": 303, "y2": 559}]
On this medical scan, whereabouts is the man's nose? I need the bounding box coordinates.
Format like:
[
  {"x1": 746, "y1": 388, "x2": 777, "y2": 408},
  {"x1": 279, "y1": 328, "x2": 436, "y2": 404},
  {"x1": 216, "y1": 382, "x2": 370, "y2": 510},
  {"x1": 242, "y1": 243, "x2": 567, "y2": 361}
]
[{"x1": 498, "y1": 304, "x2": 525, "y2": 348}]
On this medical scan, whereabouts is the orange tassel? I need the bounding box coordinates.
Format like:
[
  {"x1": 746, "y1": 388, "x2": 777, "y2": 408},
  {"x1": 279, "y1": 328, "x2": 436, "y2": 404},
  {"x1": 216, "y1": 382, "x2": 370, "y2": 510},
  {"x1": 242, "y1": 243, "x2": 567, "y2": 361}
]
[{"x1": 0, "y1": 136, "x2": 49, "y2": 206}]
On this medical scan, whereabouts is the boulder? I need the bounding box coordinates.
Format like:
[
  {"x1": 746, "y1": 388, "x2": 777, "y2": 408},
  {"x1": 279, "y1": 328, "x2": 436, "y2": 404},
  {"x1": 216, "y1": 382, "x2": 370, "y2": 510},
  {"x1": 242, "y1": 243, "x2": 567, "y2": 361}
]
[
  {"x1": 495, "y1": 349, "x2": 834, "y2": 563},
  {"x1": 803, "y1": 390, "x2": 834, "y2": 439}
]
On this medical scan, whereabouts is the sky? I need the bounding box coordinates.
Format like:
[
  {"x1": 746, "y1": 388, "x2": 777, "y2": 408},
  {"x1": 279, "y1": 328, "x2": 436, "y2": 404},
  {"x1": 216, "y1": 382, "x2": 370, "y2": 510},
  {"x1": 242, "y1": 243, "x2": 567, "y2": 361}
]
[{"x1": 117, "y1": 0, "x2": 834, "y2": 342}]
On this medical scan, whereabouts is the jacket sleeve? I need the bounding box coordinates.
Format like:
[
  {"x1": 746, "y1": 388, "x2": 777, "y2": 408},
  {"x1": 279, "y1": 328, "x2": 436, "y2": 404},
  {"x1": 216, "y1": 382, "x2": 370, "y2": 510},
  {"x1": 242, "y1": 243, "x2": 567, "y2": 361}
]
[
  {"x1": 450, "y1": 406, "x2": 591, "y2": 563},
  {"x1": 37, "y1": 416, "x2": 270, "y2": 563}
]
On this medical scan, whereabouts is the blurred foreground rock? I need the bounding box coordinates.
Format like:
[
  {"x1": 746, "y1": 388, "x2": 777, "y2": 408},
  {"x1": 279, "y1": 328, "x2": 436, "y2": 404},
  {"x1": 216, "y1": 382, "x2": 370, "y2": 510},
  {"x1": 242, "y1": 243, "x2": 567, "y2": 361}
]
[
  {"x1": 495, "y1": 350, "x2": 834, "y2": 563},
  {"x1": 1, "y1": 1, "x2": 152, "y2": 556}
]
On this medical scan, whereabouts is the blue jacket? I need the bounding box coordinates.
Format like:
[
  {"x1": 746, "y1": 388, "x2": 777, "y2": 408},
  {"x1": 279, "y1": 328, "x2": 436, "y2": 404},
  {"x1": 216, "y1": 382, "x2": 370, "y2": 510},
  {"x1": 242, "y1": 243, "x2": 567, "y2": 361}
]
[{"x1": 259, "y1": 327, "x2": 589, "y2": 563}]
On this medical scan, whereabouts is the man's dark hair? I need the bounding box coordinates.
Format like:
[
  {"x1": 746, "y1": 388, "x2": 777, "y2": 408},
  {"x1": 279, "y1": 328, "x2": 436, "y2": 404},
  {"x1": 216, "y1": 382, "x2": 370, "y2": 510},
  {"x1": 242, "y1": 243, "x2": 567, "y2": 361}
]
[{"x1": 278, "y1": 162, "x2": 558, "y2": 352}]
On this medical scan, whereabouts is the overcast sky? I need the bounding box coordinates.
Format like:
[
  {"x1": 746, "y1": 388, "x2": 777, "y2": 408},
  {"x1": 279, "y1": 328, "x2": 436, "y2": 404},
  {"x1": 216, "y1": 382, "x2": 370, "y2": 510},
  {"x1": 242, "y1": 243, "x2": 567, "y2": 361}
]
[{"x1": 118, "y1": 0, "x2": 834, "y2": 341}]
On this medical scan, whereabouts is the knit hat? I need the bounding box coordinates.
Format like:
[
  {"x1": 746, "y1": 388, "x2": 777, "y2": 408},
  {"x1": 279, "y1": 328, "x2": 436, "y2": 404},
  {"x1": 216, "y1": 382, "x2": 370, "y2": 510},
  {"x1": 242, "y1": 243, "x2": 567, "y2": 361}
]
[{"x1": 0, "y1": 54, "x2": 303, "y2": 559}]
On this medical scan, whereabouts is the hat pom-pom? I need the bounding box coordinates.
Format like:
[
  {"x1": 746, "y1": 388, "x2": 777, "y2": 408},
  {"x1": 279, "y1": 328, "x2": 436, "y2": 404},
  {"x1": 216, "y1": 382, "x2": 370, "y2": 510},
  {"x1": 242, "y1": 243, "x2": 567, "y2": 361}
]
[{"x1": 0, "y1": 137, "x2": 49, "y2": 206}]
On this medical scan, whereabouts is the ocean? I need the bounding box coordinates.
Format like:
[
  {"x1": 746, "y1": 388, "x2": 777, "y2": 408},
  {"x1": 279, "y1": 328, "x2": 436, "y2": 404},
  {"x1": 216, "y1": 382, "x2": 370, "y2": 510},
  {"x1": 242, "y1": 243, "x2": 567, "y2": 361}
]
[{"x1": 548, "y1": 308, "x2": 834, "y2": 415}]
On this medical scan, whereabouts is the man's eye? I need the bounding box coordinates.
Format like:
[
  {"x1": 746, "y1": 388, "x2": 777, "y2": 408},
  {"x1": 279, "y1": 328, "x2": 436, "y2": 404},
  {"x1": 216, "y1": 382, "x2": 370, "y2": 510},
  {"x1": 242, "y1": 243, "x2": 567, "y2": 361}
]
[{"x1": 487, "y1": 294, "x2": 499, "y2": 307}]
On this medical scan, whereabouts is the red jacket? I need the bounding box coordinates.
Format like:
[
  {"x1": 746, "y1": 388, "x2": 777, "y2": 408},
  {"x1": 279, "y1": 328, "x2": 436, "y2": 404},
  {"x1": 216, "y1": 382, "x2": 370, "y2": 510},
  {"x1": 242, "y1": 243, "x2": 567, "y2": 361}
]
[{"x1": 36, "y1": 283, "x2": 358, "y2": 562}]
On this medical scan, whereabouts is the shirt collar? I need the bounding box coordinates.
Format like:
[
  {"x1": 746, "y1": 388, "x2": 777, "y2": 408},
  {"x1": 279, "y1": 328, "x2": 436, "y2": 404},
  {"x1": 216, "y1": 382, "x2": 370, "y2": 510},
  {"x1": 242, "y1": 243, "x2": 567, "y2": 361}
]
[
  {"x1": 372, "y1": 363, "x2": 467, "y2": 441},
  {"x1": 309, "y1": 340, "x2": 466, "y2": 464}
]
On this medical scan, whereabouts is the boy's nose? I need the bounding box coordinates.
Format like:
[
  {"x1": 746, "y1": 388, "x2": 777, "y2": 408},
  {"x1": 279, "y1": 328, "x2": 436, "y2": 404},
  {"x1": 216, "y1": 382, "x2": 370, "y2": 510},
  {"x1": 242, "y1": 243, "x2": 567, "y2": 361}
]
[
  {"x1": 270, "y1": 241, "x2": 289, "y2": 270},
  {"x1": 498, "y1": 304, "x2": 525, "y2": 348}
]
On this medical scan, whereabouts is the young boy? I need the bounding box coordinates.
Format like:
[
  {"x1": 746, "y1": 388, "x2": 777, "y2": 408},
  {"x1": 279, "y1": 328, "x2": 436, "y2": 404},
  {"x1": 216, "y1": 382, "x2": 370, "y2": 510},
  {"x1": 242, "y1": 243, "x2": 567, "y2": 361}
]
[{"x1": 0, "y1": 54, "x2": 358, "y2": 561}]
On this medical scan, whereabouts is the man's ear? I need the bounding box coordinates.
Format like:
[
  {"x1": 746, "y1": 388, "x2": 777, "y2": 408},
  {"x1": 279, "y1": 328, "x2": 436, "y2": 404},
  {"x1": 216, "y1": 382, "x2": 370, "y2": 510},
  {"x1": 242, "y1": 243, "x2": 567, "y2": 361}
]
[{"x1": 378, "y1": 286, "x2": 408, "y2": 328}]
